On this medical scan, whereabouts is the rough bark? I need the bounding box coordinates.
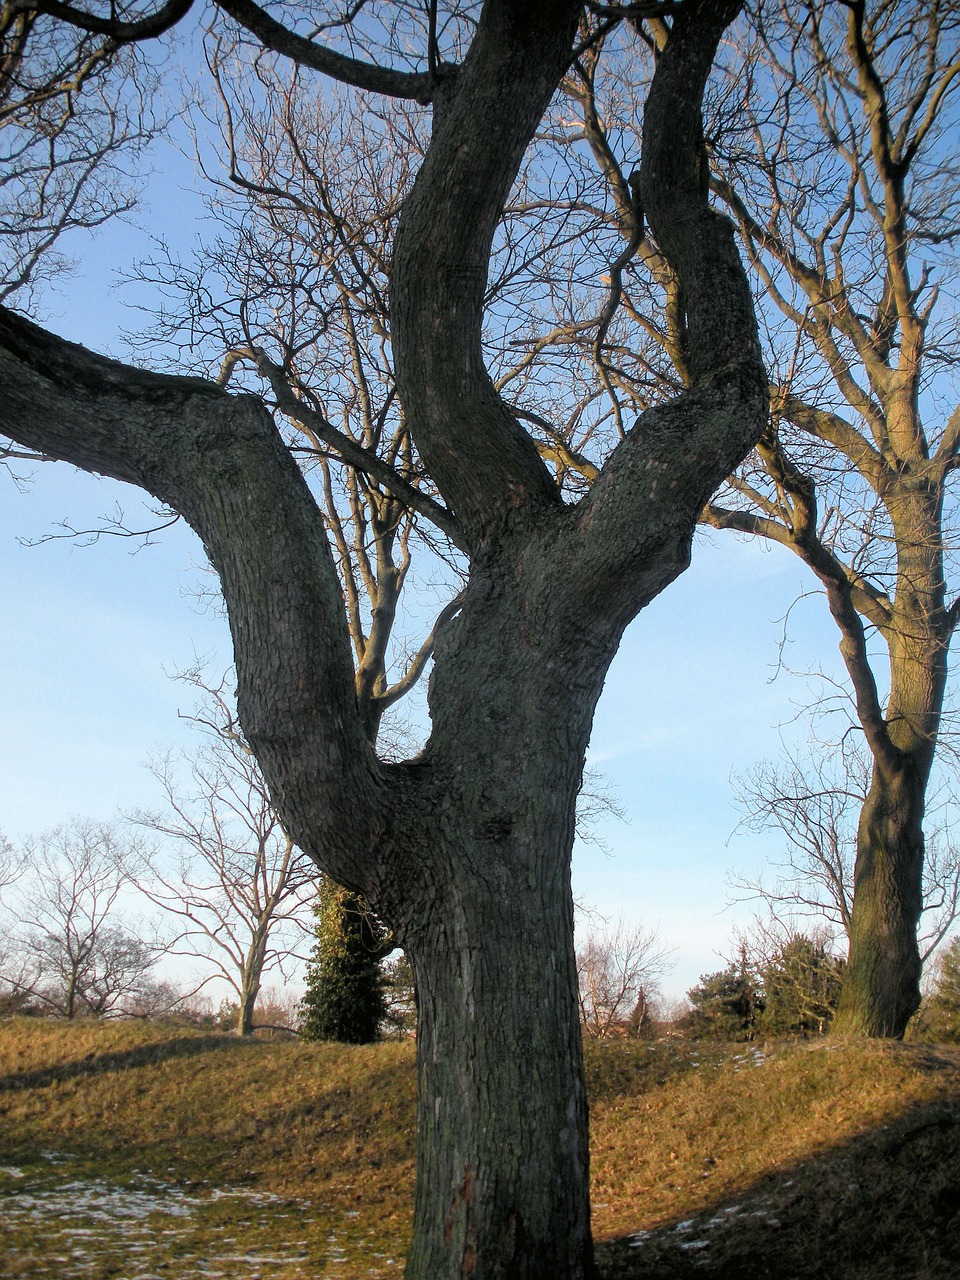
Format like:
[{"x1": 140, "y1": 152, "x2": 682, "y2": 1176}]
[
  {"x1": 834, "y1": 762, "x2": 926, "y2": 1036},
  {"x1": 834, "y1": 496, "x2": 949, "y2": 1036},
  {"x1": 384, "y1": 561, "x2": 606, "y2": 1278},
  {"x1": 0, "y1": 3, "x2": 765, "y2": 1274},
  {"x1": 406, "y1": 849, "x2": 591, "y2": 1279}
]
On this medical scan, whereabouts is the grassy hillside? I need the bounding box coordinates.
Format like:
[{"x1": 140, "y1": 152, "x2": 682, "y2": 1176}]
[{"x1": 1, "y1": 1019, "x2": 959, "y2": 1278}]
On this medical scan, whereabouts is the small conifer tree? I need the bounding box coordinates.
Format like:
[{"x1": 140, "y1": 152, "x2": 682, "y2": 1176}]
[
  {"x1": 759, "y1": 934, "x2": 844, "y2": 1037},
  {"x1": 922, "y1": 938, "x2": 960, "y2": 1043},
  {"x1": 685, "y1": 945, "x2": 762, "y2": 1041},
  {"x1": 299, "y1": 877, "x2": 387, "y2": 1043}
]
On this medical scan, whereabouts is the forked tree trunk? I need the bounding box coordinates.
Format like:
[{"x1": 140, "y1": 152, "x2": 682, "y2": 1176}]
[
  {"x1": 0, "y1": 6, "x2": 763, "y2": 1274},
  {"x1": 834, "y1": 763, "x2": 926, "y2": 1037}
]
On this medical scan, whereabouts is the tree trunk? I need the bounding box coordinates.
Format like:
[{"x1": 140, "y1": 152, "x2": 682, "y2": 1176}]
[
  {"x1": 835, "y1": 484, "x2": 949, "y2": 1038},
  {"x1": 65, "y1": 976, "x2": 77, "y2": 1021},
  {"x1": 394, "y1": 743, "x2": 598, "y2": 1279},
  {"x1": 237, "y1": 939, "x2": 266, "y2": 1036},
  {"x1": 378, "y1": 553, "x2": 623, "y2": 1280},
  {"x1": 834, "y1": 762, "x2": 926, "y2": 1037},
  {"x1": 406, "y1": 871, "x2": 594, "y2": 1280},
  {"x1": 237, "y1": 981, "x2": 258, "y2": 1036}
]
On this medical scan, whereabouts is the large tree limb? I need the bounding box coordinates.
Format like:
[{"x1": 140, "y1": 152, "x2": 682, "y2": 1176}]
[
  {"x1": 568, "y1": 0, "x2": 766, "y2": 611},
  {"x1": 12, "y1": 0, "x2": 195, "y2": 43},
  {"x1": 0, "y1": 305, "x2": 384, "y2": 886},
  {"x1": 215, "y1": 0, "x2": 443, "y2": 103},
  {"x1": 390, "y1": 0, "x2": 579, "y2": 548},
  {"x1": 780, "y1": 394, "x2": 885, "y2": 492}
]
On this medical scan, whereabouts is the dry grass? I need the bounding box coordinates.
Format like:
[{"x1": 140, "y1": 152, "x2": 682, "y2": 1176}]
[
  {"x1": 2, "y1": 1020, "x2": 959, "y2": 1277},
  {"x1": 0, "y1": 1019, "x2": 416, "y2": 1277},
  {"x1": 588, "y1": 1038, "x2": 960, "y2": 1278}
]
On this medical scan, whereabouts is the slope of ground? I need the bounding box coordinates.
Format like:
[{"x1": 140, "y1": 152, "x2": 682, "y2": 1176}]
[{"x1": 1, "y1": 1019, "x2": 958, "y2": 1277}]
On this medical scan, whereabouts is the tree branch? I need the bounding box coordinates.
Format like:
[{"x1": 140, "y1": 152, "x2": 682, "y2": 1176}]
[
  {"x1": 0, "y1": 305, "x2": 385, "y2": 886},
  {"x1": 780, "y1": 393, "x2": 885, "y2": 492},
  {"x1": 252, "y1": 350, "x2": 465, "y2": 551},
  {"x1": 23, "y1": 0, "x2": 195, "y2": 43},
  {"x1": 215, "y1": 0, "x2": 443, "y2": 103},
  {"x1": 568, "y1": 0, "x2": 767, "y2": 612},
  {"x1": 390, "y1": 0, "x2": 579, "y2": 546}
]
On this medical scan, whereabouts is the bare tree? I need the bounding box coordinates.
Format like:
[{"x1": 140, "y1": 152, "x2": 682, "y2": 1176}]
[
  {"x1": 0, "y1": 830, "x2": 24, "y2": 1007},
  {"x1": 1, "y1": 817, "x2": 160, "y2": 1018},
  {"x1": 0, "y1": 828, "x2": 22, "y2": 895},
  {"x1": 696, "y1": 2, "x2": 960, "y2": 1037},
  {"x1": 536, "y1": 3, "x2": 960, "y2": 1039},
  {"x1": 0, "y1": 5, "x2": 766, "y2": 1276},
  {"x1": 732, "y1": 744, "x2": 960, "y2": 966},
  {"x1": 576, "y1": 918, "x2": 673, "y2": 1039},
  {"x1": 133, "y1": 678, "x2": 316, "y2": 1036}
]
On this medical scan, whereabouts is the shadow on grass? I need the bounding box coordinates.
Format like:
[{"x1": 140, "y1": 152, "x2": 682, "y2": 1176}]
[
  {"x1": 584, "y1": 1041, "x2": 735, "y2": 1106},
  {"x1": 0, "y1": 1034, "x2": 256, "y2": 1094},
  {"x1": 597, "y1": 1090, "x2": 960, "y2": 1280}
]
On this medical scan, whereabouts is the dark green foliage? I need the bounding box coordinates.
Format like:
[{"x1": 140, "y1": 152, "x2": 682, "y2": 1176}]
[
  {"x1": 759, "y1": 934, "x2": 844, "y2": 1037},
  {"x1": 299, "y1": 878, "x2": 387, "y2": 1044},
  {"x1": 684, "y1": 933, "x2": 845, "y2": 1041},
  {"x1": 920, "y1": 938, "x2": 960, "y2": 1042},
  {"x1": 215, "y1": 999, "x2": 241, "y2": 1032},
  {"x1": 685, "y1": 952, "x2": 762, "y2": 1041},
  {"x1": 382, "y1": 952, "x2": 417, "y2": 1038}
]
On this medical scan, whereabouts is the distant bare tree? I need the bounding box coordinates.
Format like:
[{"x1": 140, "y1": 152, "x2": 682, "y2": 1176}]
[
  {"x1": 0, "y1": 5, "x2": 168, "y2": 305},
  {"x1": 553, "y1": 3, "x2": 960, "y2": 1040},
  {"x1": 698, "y1": 2, "x2": 960, "y2": 1037},
  {"x1": 0, "y1": 828, "x2": 22, "y2": 895},
  {"x1": 1, "y1": 817, "x2": 160, "y2": 1018},
  {"x1": 576, "y1": 918, "x2": 673, "y2": 1040},
  {"x1": 133, "y1": 678, "x2": 316, "y2": 1036},
  {"x1": 732, "y1": 744, "x2": 960, "y2": 966},
  {"x1": 0, "y1": 829, "x2": 25, "y2": 1007}
]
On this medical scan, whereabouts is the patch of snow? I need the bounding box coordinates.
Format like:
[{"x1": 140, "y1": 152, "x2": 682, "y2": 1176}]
[{"x1": 2, "y1": 1172, "x2": 319, "y2": 1279}]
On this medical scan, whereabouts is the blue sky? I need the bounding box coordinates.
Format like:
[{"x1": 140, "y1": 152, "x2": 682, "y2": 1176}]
[
  {"x1": 0, "y1": 448, "x2": 828, "y2": 999},
  {"x1": 0, "y1": 121, "x2": 847, "y2": 1004}
]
